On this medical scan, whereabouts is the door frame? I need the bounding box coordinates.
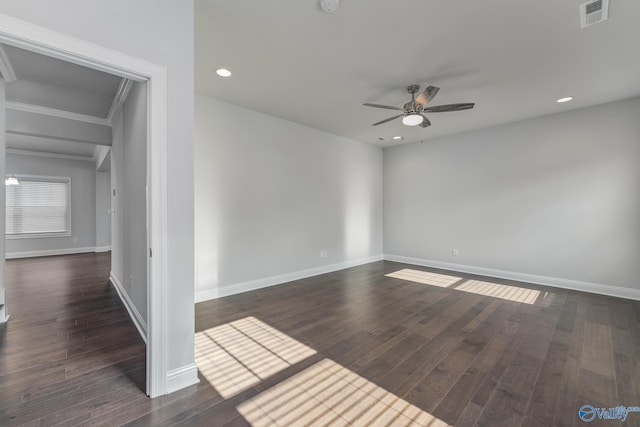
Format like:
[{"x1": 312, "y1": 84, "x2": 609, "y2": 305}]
[{"x1": 0, "y1": 14, "x2": 169, "y2": 397}]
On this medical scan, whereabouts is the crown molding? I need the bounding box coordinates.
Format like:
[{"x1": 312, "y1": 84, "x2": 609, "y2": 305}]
[
  {"x1": 92, "y1": 145, "x2": 110, "y2": 162},
  {"x1": 6, "y1": 101, "x2": 110, "y2": 126},
  {"x1": 6, "y1": 148, "x2": 95, "y2": 162},
  {"x1": 0, "y1": 44, "x2": 16, "y2": 82},
  {"x1": 107, "y1": 77, "x2": 133, "y2": 124}
]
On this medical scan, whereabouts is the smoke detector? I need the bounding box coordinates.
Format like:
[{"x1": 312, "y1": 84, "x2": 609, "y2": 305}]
[
  {"x1": 320, "y1": 0, "x2": 340, "y2": 13},
  {"x1": 580, "y1": 0, "x2": 609, "y2": 28}
]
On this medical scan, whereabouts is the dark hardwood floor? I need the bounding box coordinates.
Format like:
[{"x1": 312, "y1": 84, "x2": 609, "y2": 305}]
[{"x1": 1, "y1": 254, "x2": 639, "y2": 426}]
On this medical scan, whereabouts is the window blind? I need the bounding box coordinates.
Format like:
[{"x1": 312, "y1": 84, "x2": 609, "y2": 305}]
[{"x1": 6, "y1": 177, "x2": 70, "y2": 236}]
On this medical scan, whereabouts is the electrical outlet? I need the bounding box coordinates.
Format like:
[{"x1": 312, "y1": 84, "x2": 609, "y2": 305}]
[
  {"x1": 73, "y1": 237, "x2": 78, "y2": 243},
  {"x1": 320, "y1": 250, "x2": 328, "y2": 258},
  {"x1": 452, "y1": 248, "x2": 459, "y2": 256}
]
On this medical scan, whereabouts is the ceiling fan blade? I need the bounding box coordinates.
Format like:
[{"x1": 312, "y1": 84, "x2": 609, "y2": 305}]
[
  {"x1": 363, "y1": 103, "x2": 404, "y2": 111},
  {"x1": 372, "y1": 114, "x2": 403, "y2": 126},
  {"x1": 415, "y1": 86, "x2": 440, "y2": 109},
  {"x1": 419, "y1": 116, "x2": 431, "y2": 128},
  {"x1": 423, "y1": 103, "x2": 475, "y2": 113}
]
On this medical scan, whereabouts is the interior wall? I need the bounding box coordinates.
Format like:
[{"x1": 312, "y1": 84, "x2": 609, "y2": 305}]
[
  {"x1": 5, "y1": 153, "x2": 96, "y2": 255},
  {"x1": 0, "y1": 80, "x2": 6, "y2": 322},
  {"x1": 384, "y1": 97, "x2": 640, "y2": 290},
  {"x1": 0, "y1": 0, "x2": 195, "y2": 375},
  {"x1": 95, "y1": 170, "x2": 110, "y2": 250},
  {"x1": 111, "y1": 81, "x2": 147, "y2": 320},
  {"x1": 195, "y1": 95, "x2": 383, "y2": 300}
]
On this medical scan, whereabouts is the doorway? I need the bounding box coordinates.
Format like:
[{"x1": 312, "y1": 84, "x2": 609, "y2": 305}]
[{"x1": 0, "y1": 15, "x2": 169, "y2": 397}]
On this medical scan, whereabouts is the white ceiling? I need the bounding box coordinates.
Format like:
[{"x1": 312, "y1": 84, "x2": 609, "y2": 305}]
[{"x1": 196, "y1": 0, "x2": 640, "y2": 147}]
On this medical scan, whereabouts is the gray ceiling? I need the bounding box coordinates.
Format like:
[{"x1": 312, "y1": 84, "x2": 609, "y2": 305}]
[
  {"x1": 2, "y1": 43, "x2": 122, "y2": 160},
  {"x1": 196, "y1": 0, "x2": 640, "y2": 147}
]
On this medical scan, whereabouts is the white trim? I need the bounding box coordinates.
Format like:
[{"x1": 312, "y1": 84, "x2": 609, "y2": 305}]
[
  {"x1": 383, "y1": 254, "x2": 640, "y2": 301},
  {"x1": 166, "y1": 364, "x2": 199, "y2": 394},
  {"x1": 7, "y1": 148, "x2": 94, "y2": 162},
  {"x1": 0, "y1": 288, "x2": 9, "y2": 323},
  {"x1": 94, "y1": 246, "x2": 111, "y2": 253},
  {"x1": 196, "y1": 255, "x2": 384, "y2": 303},
  {"x1": 6, "y1": 101, "x2": 111, "y2": 126},
  {"x1": 107, "y1": 78, "x2": 133, "y2": 124},
  {"x1": 146, "y1": 64, "x2": 168, "y2": 398},
  {"x1": 6, "y1": 129, "x2": 110, "y2": 147},
  {"x1": 6, "y1": 246, "x2": 96, "y2": 259},
  {"x1": 0, "y1": 44, "x2": 16, "y2": 82},
  {"x1": 93, "y1": 145, "x2": 110, "y2": 163},
  {"x1": 110, "y1": 273, "x2": 148, "y2": 343},
  {"x1": 0, "y1": 13, "x2": 170, "y2": 397}
]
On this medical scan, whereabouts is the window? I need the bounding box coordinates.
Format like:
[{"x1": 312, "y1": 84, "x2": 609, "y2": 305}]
[{"x1": 6, "y1": 176, "x2": 71, "y2": 238}]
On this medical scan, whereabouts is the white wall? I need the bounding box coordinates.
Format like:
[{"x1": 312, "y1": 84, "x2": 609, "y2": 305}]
[
  {"x1": 384, "y1": 97, "x2": 640, "y2": 291},
  {"x1": 111, "y1": 82, "x2": 147, "y2": 321},
  {"x1": 95, "y1": 170, "x2": 110, "y2": 250},
  {"x1": 195, "y1": 95, "x2": 383, "y2": 300},
  {"x1": 0, "y1": 80, "x2": 6, "y2": 322},
  {"x1": 5, "y1": 153, "x2": 96, "y2": 255},
  {"x1": 0, "y1": 0, "x2": 195, "y2": 382}
]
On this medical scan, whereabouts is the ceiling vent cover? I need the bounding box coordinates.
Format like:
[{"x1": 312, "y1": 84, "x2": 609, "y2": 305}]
[{"x1": 580, "y1": 0, "x2": 609, "y2": 28}]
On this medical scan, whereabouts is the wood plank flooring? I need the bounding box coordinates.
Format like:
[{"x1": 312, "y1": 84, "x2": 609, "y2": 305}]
[{"x1": 1, "y1": 254, "x2": 639, "y2": 426}]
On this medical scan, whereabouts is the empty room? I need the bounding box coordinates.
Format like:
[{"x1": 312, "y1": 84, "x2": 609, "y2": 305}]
[{"x1": 1, "y1": 1, "x2": 640, "y2": 426}]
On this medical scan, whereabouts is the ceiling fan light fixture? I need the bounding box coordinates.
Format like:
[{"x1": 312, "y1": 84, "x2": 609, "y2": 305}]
[{"x1": 402, "y1": 114, "x2": 424, "y2": 126}]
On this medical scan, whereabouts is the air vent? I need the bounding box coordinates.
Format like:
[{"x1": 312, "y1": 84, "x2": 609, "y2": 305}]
[{"x1": 580, "y1": 0, "x2": 609, "y2": 28}]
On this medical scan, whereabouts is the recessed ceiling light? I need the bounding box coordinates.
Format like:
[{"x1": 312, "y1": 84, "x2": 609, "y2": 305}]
[
  {"x1": 216, "y1": 68, "x2": 232, "y2": 78},
  {"x1": 320, "y1": 0, "x2": 340, "y2": 13},
  {"x1": 557, "y1": 96, "x2": 573, "y2": 103},
  {"x1": 392, "y1": 136, "x2": 403, "y2": 141}
]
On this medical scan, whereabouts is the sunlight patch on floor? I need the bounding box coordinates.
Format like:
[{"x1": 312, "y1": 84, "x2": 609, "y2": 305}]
[
  {"x1": 195, "y1": 316, "x2": 316, "y2": 399},
  {"x1": 454, "y1": 279, "x2": 550, "y2": 305},
  {"x1": 385, "y1": 269, "x2": 462, "y2": 287},
  {"x1": 386, "y1": 269, "x2": 553, "y2": 305},
  {"x1": 237, "y1": 359, "x2": 450, "y2": 427}
]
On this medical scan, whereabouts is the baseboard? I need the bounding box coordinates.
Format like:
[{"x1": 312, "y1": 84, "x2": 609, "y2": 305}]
[
  {"x1": 166, "y1": 363, "x2": 200, "y2": 394},
  {"x1": 384, "y1": 254, "x2": 640, "y2": 301},
  {"x1": 6, "y1": 246, "x2": 97, "y2": 259},
  {"x1": 110, "y1": 273, "x2": 148, "y2": 343},
  {"x1": 94, "y1": 246, "x2": 112, "y2": 253},
  {"x1": 196, "y1": 254, "x2": 384, "y2": 302}
]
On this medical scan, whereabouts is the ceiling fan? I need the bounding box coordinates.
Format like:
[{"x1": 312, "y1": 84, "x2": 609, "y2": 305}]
[{"x1": 364, "y1": 85, "x2": 474, "y2": 128}]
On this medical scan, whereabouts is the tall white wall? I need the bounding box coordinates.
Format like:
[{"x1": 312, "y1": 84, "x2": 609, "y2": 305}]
[
  {"x1": 384, "y1": 97, "x2": 640, "y2": 291},
  {"x1": 95, "y1": 171, "x2": 110, "y2": 250},
  {"x1": 0, "y1": 0, "x2": 195, "y2": 380},
  {"x1": 0, "y1": 80, "x2": 6, "y2": 322},
  {"x1": 5, "y1": 153, "x2": 96, "y2": 255},
  {"x1": 195, "y1": 95, "x2": 383, "y2": 300},
  {"x1": 111, "y1": 82, "x2": 147, "y2": 320}
]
